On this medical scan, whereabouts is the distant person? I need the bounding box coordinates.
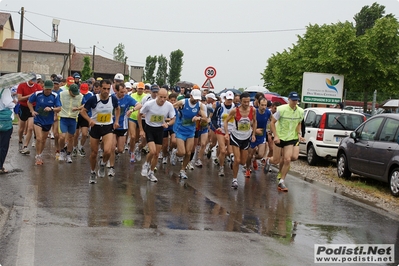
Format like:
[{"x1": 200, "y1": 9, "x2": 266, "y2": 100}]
[
  {"x1": 0, "y1": 85, "x2": 16, "y2": 174},
  {"x1": 335, "y1": 102, "x2": 344, "y2": 109}
]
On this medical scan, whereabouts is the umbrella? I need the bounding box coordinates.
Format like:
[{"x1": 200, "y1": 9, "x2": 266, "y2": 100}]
[
  {"x1": 245, "y1": 85, "x2": 269, "y2": 93},
  {"x1": 176, "y1": 80, "x2": 194, "y2": 88},
  {"x1": 217, "y1": 88, "x2": 242, "y2": 95},
  {"x1": 383, "y1": 99, "x2": 399, "y2": 108},
  {"x1": 0, "y1": 72, "x2": 36, "y2": 89},
  {"x1": 264, "y1": 93, "x2": 288, "y2": 104}
]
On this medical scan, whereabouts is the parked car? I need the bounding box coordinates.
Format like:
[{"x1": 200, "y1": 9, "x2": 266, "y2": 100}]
[
  {"x1": 299, "y1": 108, "x2": 366, "y2": 165},
  {"x1": 337, "y1": 113, "x2": 399, "y2": 196}
]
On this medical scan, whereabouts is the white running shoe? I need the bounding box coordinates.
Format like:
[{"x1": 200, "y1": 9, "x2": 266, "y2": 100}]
[
  {"x1": 98, "y1": 160, "x2": 106, "y2": 178},
  {"x1": 108, "y1": 167, "x2": 115, "y2": 177},
  {"x1": 179, "y1": 170, "x2": 188, "y2": 179},
  {"x1": 141, "y1": 162, "x2": 149, "y2": 176},
  {"x1": 195, "y1": 159, "x2": 203, "y2": 168},
  {"x1": 147, "y1": 170, "x2": 158, "y2": 182},
  {"x1": 66, "y1": 155, "x2": 73, "y2": 163},
  {"x1": 162, "y1": 156, "x2": 168, "y2": 164}
]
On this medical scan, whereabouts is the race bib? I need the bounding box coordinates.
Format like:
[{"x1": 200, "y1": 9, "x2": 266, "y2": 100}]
[
  {"x1": 237, "y1": 121, "x2": 250, "y2": 131},
  {"x1": 222, "y1": 114, "x2": 234, "y2": 123},
  {"x1": 182, "y1": 118, "x2": 194, "y2": 126},
  {"x1": 150, "y1": 115, "x2": 164, "y2": 123},
  {"x1": 97, "y1": 113, "x2": 111, "y2": 123}
]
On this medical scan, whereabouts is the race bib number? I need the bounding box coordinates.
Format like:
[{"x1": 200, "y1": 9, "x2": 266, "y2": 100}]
[
  {"x1": 237, "y1": 121, "x2": 250, "y2": 131},
  {"x1": 182, "y1": 118, "x2": 194, "y2": 126},
  {"x1": 97, "y1": 113, "x2": 111, "y2": 123},
  {"x1": 150, "y1": 115, "x2": 164, "y2": 123},
  {"x1": 222, "y1": 114, "x2": 234, "y2": 123}
]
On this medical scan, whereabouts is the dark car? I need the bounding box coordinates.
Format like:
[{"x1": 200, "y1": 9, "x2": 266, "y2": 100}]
[{"x1": 337, "y1": 113, "x2": 399, "y2": 196}]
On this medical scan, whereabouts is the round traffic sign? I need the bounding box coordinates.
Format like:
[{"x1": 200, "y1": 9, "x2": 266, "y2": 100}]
[{"x1": 204, "y1": 66, "x2": 217, "y2": 79}]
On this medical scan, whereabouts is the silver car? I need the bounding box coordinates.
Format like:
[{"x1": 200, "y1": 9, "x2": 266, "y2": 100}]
[{"x1": 337, "y1": 113, "x2": 399, "y2": 196}]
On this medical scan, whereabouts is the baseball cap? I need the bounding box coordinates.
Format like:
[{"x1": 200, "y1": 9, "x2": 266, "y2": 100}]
[
  {"x1": 205, "y1": 93, "x2": 217, "y2": 101},
  {"x1": 191, "y1": 89, "x2": 201, "y2": 100},
  {"x1": 137, "y1": 82, "x2": 145, "y2": 89},
  {"x1": 44, "y1": 80, "x2": 54, "y2": 89},
  {"x1": 73, "y1": 72, "x2": 80, "y2": 78},
  {"x1": 288, "y1": 91, "x2": 300, "y2": 101},
  {"x1": 125, "y1": 82, "x2": 132, "y2": 89},
  {"x1": 80, "y1": 83, "x2": 89, "y2": 95},
  {"x1": 151, "y1": 84, "x2": 160, "y2": 92},
  {"x1": 69, "y1": 84, "x2": 80, "y2": 95},
  {"x1": 36, "y1": 74, "x2": 42, "y2": 80},
  {"x1": 53, "y1": 77, "x2": 60, "y2": 84},
  {"x1": 225, "y1": 91, "x2": 234, "y2": 100},
  {"x1": 67, "y1": 76, "x2": 74, "y2": 85},
  {"x1": 192, "y1": 84, "x2": 200, "y2": 90},
  {"x1": 114, "y1": 73, "x2": 124, "y2": 81},
  {"x1": 96, "y1": 77, "x2": 103, "y2": 81},
  {"x1": 56, "y1": 74, "x2": 63, "y2": 80},
  {"x1": 145, "y1": 83, "x2": 151, "y2": 89}
]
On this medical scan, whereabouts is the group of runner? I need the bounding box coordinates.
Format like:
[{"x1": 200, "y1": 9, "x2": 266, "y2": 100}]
[{"x1": 14, "y1": 72, "x2": 305, "y2": 191}]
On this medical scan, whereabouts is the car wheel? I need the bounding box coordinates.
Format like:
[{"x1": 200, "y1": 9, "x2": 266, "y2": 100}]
[
  {"x1": 337, "y1": 153, "x2": 351, "y2": 179},
  {"x1": 307, "y1": 144, "x2": 319, "y2": 166},
  {"x1": 389, "y1": 168, "x2": 399, "y2": 197}
]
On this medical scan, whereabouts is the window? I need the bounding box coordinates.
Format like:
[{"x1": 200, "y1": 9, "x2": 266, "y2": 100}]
[
  {"x1": 378, "y1": 118, "x2": 399, "y2": 142},
  {"x1": 358, "y1": 117, "x2": 384, "y2": 141},
  {"x1": 305, "y1": 111, "x2": 317, "y2": 127}
]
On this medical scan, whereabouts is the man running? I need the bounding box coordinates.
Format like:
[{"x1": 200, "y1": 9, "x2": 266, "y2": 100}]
[
  {"x1": 80, "y1": 79, "x2": 120, "y2": 184},
  {"x1": 264, "y1": 92, "x2": 305, "y2": 192},
  {"x1": 138, "y1": 88, "x2": 175, "y2": 182},
  {"x1": 223, "y1": 92, "x2": 256, "y2": 189}
]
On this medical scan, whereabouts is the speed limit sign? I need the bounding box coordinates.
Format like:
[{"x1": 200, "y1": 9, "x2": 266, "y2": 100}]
[{"x1": 204, "y1": 66, "x2": 217, "y2": 79}]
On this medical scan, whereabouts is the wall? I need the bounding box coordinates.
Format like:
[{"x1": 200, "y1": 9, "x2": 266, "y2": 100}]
[
  {"x1": 0, "y1": 20, "x2": 14, "y2": 45},
  {"x1": 130, "y1": 65, "x2": 144, "y2": 82}
]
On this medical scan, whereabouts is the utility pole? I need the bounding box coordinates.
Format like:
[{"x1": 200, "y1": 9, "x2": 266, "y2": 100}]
[
  {"x1": 68, "y1": 39, "x2": 71, "y2": 76},
  {"x1": 92, "y1": 45, "x2": 95, "y2": 78},
  {"x1": 17, "y1": 7, "x2": 24, "y2": 72},
  {"x1": 124, "y1": 56, "x2": 127, "y2": 76}
]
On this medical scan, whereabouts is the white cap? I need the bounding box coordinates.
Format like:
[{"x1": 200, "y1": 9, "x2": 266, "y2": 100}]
[
  {"x1": 132, "y1": 82, "x2": 138, "y2": 89},
  {"x1": 225, "y1": 91, "x2": 234, "y2": 100},
  {"x1": 114, "y1": 73, "x2": 124, "y2": 81},
  {"x1": 125, "y1": 82, "x2": 132, "y2": 89},
  {"x1": 145, "y1": 83, "x2": 151, "y2": 88},
  {"x1": 205, "y1": 93, "x2": 217, "y2": 101},
  {"x1": 36, "y1": 74, "x2": 42, "y2": 80},
  {"x1": 220, "y1": 93, "x2": 226, "y2": 103},
  {"x1": 129, "y1": 79, "x2": 135, "y2": 84},
  {"x1": 191, "y1": 89, "x2": 202, "y2": 100}
]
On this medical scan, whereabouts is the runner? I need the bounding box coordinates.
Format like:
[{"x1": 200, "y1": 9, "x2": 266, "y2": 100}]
[
  {"x1": 138, "y1": 88, "x2": 175, "y2": 182},
  {"x1": 161, "y1": 93, "x2": 178, "y2": 165},
  {"x1": 264, "y1": 92, "x2": 305, "y2": 192},
  {"x1": 58, "y1": 84, "x2": 83, "y2": 163},
  {"x1": 223, "y1": 92, "x2": 256, "y2": 189},
  {"x1": 27, "y1": 80, "x2": 61, "y2": 165},
  {"x1": 193, "y1": 96, "x2": 210, "y2": 168},
  {"x1": 245, "y1": 97, "x2": 271, "y2": 177},
  {"x1": 80, "y1": 79, "x2": 120, "y2": 184},
  {"x1": 108, "y1": 83, "x2": 141, "y2": 177},
  {"x1": 17, "y1": 76, "x2": 42, "y2": 154},
  {"x1": 173, "y1": 89, "x2": 207, "y2": 179}
]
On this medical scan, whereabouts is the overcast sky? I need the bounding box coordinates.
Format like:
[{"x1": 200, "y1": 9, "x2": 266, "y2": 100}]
[{"x1": 1, "y1": 0, "x2": 398, "y2": 92}]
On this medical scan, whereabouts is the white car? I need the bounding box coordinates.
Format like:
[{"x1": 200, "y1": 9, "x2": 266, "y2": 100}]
[{"x1": 299, "y1": 108, "x2": 366, "y2": 165}]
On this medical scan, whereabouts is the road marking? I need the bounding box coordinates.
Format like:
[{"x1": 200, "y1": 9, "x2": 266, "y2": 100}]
[{"x1": 15, "y1": 185, "x2": 37, "y2": 266}]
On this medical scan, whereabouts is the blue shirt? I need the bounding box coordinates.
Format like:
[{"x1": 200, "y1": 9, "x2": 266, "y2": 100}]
[
  {"x1": 115, "y1": 94, "x2": 137, "y2": 130},
  {"x1": 29, "y1": 91, "x2": 61, "y2": 126},
  {"x1": 255, "y1": 108, "x2": 271, "y2": 138},
  {"x1": 173, "y1": 99, "x2": 200, "y2": 135}
]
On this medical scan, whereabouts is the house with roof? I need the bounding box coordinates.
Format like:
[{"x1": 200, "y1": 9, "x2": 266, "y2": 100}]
[{"x1": 0, "y1": 11, "x2": 143, "y2": 81}]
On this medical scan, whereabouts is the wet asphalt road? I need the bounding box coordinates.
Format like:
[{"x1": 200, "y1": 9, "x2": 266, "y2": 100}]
[{"x1": 0, "y1": 128, "x2": 398, "y2": 266}]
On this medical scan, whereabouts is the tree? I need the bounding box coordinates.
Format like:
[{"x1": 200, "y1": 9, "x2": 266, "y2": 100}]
[
  {"x1": 81, "y1": 56, "x2": 92, "y2": 81},
  {"x1": 354, "y1": 2, "x2": 386, "y2": 37},
  {"x1": 168, "y1": 49, "x2": 184, "y2": 86},
  {"x1": 155, "y1": 54, "x2": 168, "y2": 86},
  {"x1": 144, "y1": 56, "x2": 157, "y2": 84},
  {"x1": 113, "y1": 43, "x2": 127, "y2": 62}
]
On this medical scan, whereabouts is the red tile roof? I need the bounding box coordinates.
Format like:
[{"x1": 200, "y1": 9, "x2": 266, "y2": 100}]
[{"x1": 1, "y1": 38, "x2": 74, "y2": 54}]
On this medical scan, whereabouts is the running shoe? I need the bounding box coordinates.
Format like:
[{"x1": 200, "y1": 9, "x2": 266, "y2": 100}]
[
  {"x1": 18, "y1": 142, "x2": 23, "y2": 152},
  {"x1": 252, "y1": 159, "x2": 258, "y2": 170},
  {"x1": 135, "y1": 148, "x2": 142, "y2": 162},
  {"x1": 162, "y1": 156, "x2": 168, "y2": 164},
  {"x1": 124, "y1": 143, "x2": 129, "y2": 151},
  {"x1": 278, "y1": 181, "x2": 288, "y2": 192},
  {"x1": 59, "y1": 151, "x2": 66, "y2": 161},
  {"x1": 89, "y1": 172, "x2": 97, "y2": 184},
  {"x1": 130, "y1": 152, "x2": 136, "y2": 163},
  {"x1": 98, "y1": 149, "x2": 103, "y2": 158},
  {"x1": 158, "y1": 151, "x2": 163, "y2": 159},
  {"x1": 147, "y1": 170, "x2": 158, "y2": 182},
  {"x1": 72, "y1": 148, "x2": 78, "y2": 157},
  {"x1": 50, "y1": 132, "x2": 54, "y2": 139},
  {"x1": 194, "y1": 159, "x2": 202, "y2": 168},
  {"x1": 106, "y1": 160, "x2": 111, "y2": 168},
  {"x1": 245, "y1": 169, "x2": 251, "y2": 178},
  {"x1": 213, "y1": 158, "x2": 219, "y2": 166},
  {"x1": 263, "y1": 158, "x2": 271, "y2": 174},
  {"x1": 98, "y1": 160, "x2": 106, "y2": 178},
  {"x1": 108, "y1": 167, "x2": 115, "y2": 177},
  {"x1": 206, "y1": 147, "x2": 212, "y2": 159},
  {"x1": 141, "y1": 162, "x2": 149, "y2": 176},
  {"x1": 79, "y1": 148, "x2": 86, "y2": 157},
  {"x1": 186, "y1": 161, "x2": 194, "y2": 170},
  {"x1": 35, "y1": 155, "x2": 43, "y2": 165},
  {"x1": 20, "y1": 147, "x2": 30, "y2": 155},
  {"x1": 170, "y1": 149, "x2": 177, "y2": 165},
  {"x1": 31, "y1": 140, "x2": 36, "y2": 147},
  {"x1": 218, "y1": 166, "x2": 225, "y2": 176},
  {"x1": 179, "y1": 170, "x2": 188, "y2": 179},
  {"x1": 178, "y1": 156, "x2": 183, "y2": 162},
  {"x1": 66, "y1": 155, "x2": 73, "y2": 163},
  {"x1": 231, "y1": 180, "x2": 238, "y2": 189}
]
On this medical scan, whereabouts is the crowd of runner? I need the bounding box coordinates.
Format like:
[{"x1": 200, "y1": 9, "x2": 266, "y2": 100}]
[{"x1": 11, "y1": 72, "x2": 304, "y2": 191}]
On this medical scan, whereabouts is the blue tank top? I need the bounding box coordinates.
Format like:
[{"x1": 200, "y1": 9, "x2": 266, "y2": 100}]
[{"x1": 173, "y1": 99, "x2": 199, "y2": 134}]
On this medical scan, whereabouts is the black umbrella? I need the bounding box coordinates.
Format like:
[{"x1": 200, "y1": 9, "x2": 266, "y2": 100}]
[{"x1": 217, "y1": 88, "x2": 242, "y2": 95}]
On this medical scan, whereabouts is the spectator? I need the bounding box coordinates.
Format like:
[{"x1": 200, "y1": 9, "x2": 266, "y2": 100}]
[{"x1": 0, "y1": 86, "x2": 16, "y2": 174}]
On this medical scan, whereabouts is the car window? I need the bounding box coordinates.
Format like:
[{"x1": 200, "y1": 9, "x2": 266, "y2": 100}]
[
  {"x1": 357, "y1": 117, "x2": 384, "y2": 141},
  {"x1": 378, "y1": 118, "x2": 399, "y2": 142},
  {"x1": 305, "y1": 111, "x2": 317, "y2": 127},
  {"x1": 326, "y1": 113, "x2": 364, "y2": 130}
]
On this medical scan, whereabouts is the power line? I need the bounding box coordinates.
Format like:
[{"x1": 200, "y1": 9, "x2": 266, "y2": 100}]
[
  {"x1": 25, "y1": 10, "x2": 306, "y2": 34},
  {"x1": 24, "y1": 15, "x2": 52, "y2": 39}
]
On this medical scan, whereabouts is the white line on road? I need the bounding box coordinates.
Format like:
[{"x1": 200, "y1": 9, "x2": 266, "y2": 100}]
[{"x1": 15, "y1": 185, "x2": 37, "y2": 266}]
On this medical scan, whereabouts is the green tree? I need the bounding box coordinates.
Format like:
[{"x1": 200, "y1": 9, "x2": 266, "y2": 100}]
[
  {"x1": 81, "y1": 56, "x2": 92, "y2": 81},
  {"x1": 155, "y1": 54, "x2": 168, "y2": 86},
  {"x1": 168, "y1": 49, "x2": 184, "y2": 86},
  {"x1": 113, "y1": 43, "x2": 127, "y2": 62},
  {"x1": 144, "y1": 55, "x2": 157, "y2": 84},
  {"x1": 354, "y1": 2, "x2": 386, "y2": 36}
]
